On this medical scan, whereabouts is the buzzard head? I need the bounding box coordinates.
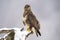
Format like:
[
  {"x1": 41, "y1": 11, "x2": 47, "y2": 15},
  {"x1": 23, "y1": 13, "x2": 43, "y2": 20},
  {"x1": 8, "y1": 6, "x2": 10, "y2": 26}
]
[{"x1": 24, "y1": 4, "x2": 31, "y2": 11}]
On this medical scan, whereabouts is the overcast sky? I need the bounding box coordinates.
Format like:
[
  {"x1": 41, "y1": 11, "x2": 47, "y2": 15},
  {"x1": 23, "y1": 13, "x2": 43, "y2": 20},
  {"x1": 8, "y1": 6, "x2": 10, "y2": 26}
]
[{"x1": 0, "y1": 0, "x2": 60, "y2": 40}]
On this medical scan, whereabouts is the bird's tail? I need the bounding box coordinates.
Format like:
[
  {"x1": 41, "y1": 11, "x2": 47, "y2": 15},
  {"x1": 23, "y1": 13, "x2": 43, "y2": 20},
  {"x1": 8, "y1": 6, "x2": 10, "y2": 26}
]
[{"x1": 34, "y1": 27, "x2": 41, "y2": 37}]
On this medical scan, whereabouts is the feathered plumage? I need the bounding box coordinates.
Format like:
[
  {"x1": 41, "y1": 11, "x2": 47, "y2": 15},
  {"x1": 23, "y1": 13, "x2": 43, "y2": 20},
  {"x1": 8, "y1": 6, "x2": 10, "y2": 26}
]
[{"x1": 23, "y1": 4, "x2": 41, "y2": 37}]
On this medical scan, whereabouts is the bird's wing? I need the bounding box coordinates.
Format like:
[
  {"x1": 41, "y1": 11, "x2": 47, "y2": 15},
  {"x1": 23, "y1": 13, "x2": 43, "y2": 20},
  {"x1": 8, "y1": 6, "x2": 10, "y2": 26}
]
[{"x1": 27, "y1": 13, "x2": 40, "y2": 29}]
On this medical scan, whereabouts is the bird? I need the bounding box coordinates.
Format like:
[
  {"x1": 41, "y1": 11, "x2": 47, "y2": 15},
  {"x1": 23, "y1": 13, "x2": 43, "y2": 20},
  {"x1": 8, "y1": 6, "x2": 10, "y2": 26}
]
[{"x1": 22, "y1": 4, "x2": 41, "y2": 37}]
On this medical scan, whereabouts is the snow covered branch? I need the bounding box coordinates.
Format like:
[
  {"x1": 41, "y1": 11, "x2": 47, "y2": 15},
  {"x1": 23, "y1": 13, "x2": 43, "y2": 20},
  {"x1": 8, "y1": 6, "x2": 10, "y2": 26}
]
[{"x1": 0, "y1": 28, "x2": 32, "y2": 40}]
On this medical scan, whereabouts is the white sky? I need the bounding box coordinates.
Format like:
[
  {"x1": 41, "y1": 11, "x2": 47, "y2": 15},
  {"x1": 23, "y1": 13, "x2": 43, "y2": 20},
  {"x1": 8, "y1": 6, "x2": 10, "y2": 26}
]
[{"x1": 0, "y1": 0, "x2": 60, "y2": 40}]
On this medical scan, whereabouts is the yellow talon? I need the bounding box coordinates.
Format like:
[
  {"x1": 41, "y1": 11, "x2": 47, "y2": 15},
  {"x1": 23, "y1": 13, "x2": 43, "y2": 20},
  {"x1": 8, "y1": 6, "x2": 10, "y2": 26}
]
[{"x1": 27, "y1": 28, "x2": 31, "y2": 32}]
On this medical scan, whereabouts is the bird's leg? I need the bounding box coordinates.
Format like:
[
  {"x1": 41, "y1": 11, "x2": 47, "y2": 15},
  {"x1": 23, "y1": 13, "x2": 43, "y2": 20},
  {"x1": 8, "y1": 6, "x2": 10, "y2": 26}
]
[
  {"x1": 26, "y1": 30, "x2": 33, "y2": 37},
  {"x1": 27, "y1": 27, "x2": 33, "y2": 33},
  {"x1": 27, "y1": 27, "x2": 31, "y2": 32},
  {"x1": 26, "y1": 27, "x2": 33, "y2": 37}
]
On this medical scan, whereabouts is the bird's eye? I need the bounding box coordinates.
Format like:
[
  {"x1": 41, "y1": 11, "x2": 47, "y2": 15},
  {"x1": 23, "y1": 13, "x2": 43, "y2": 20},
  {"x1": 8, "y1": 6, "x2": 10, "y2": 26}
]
[{"x1": 27, "y1": 6, "x2": 30, "y2": 7}]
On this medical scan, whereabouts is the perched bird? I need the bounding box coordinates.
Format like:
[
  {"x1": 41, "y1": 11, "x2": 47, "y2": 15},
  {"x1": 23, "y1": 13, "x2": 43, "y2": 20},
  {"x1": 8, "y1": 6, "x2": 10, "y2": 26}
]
[{"x1": 22, "y1": 4, "x2": 41, "y2": 37}]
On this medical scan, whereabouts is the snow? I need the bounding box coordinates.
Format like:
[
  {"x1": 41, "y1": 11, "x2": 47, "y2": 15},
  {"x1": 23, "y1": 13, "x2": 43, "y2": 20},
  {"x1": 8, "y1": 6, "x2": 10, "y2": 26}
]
[{"x1": 0, "y1": 28, "x2": 30, "y2": 40}]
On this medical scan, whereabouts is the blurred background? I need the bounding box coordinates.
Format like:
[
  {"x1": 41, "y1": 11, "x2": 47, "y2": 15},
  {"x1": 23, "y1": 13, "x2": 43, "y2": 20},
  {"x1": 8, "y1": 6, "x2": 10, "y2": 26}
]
[{"x1": 0, "y1": 0, "x2": 60, "y2": 40}]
